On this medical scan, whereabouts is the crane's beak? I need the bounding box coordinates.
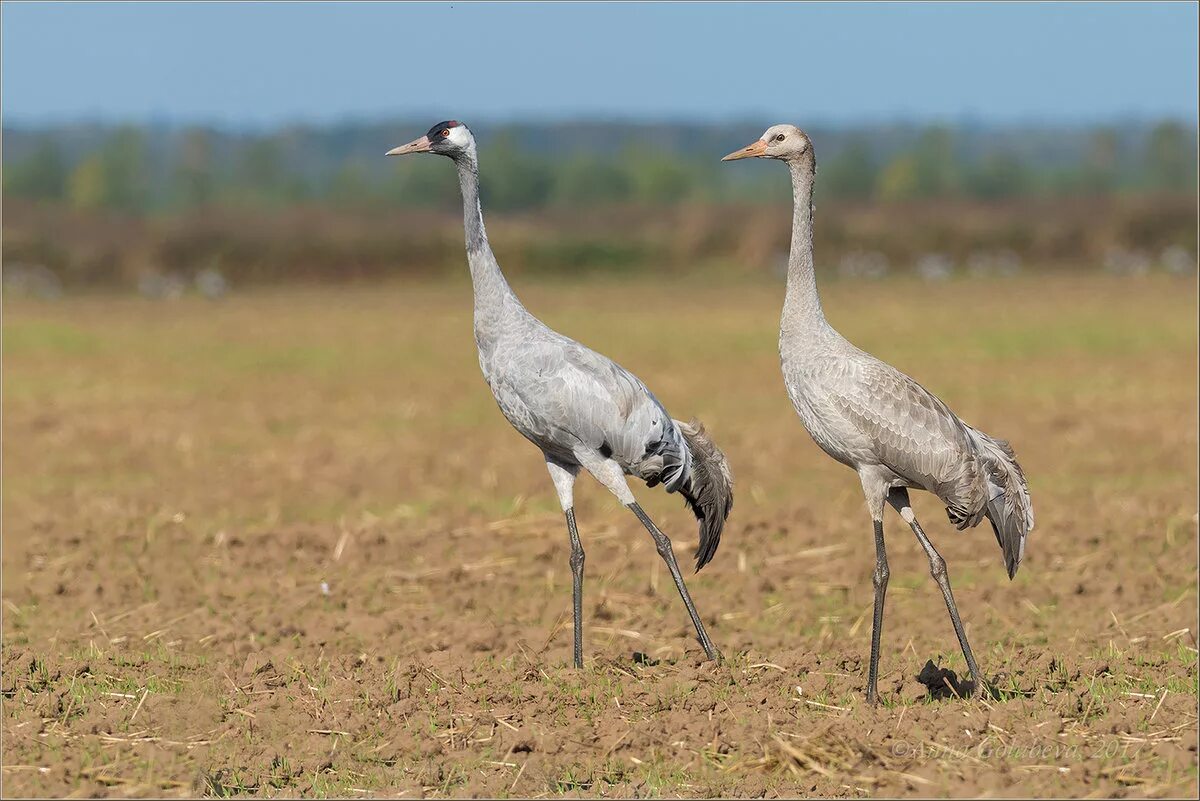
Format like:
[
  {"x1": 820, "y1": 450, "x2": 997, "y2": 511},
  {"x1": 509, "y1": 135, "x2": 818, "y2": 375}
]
[
  {"x1": 721, "y1": 139, "x2": 768, "y2": 161},
  {"x1": 386, "y1": 136, "x2": 432, "y2": 156}
]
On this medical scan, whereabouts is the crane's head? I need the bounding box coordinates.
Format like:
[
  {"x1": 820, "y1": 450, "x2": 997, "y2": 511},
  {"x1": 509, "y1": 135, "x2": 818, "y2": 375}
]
[
  {"x1": 386, "y1": 120, "x2": 475, "y2": 159},
  {"x1": 722, "y1": 124, "x2": 811, "y2": 162}
]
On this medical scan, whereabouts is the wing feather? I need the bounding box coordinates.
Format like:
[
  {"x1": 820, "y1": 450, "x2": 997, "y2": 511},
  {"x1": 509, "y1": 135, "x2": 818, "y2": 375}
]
[
  {"x1": 830, "y1": 357, "x2": 983, "y2": 513},
  {"x1": 486, "y1": 332, "x2": 682, "y2": 479}
]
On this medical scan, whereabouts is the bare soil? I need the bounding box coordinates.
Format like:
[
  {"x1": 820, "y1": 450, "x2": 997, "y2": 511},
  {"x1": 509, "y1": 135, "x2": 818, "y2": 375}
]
[{"x1": 3, "y1": 274, "x2": 1197, "y2": 797}]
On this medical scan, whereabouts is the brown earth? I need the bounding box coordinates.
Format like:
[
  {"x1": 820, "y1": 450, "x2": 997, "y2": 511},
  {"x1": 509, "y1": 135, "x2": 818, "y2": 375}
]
[{"x1": 2, "y1": 274, "x2": 1197, "y2": 797}]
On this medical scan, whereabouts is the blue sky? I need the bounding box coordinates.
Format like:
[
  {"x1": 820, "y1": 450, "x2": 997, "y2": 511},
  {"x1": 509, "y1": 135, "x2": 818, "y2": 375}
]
[{"x1": 2, "y1": 2, "x2": 1196, "y2": 126}]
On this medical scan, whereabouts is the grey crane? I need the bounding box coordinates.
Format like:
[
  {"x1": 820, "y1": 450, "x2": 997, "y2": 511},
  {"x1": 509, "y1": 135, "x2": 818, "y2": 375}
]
[
  {"x1": 388, "y1": 121, "x2": 733, "y2": 667},
  {"x1": 723, "y1": 126, "x2": 1034, "y2": 704}
]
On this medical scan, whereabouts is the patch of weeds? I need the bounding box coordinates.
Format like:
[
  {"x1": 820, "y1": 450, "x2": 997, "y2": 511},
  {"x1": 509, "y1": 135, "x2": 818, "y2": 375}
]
[
  {"x1": 265, "y1": 754, "x2": 297, "y2": 790},
  {"x1": 553, "y1": 765, "x2": 595, "y2": 793},
  {"x1": 306, "y1": 768, "x2": 352, "y2": 798},
  {"x1": 200, "y1": 768, "x2": 259, "y2": 797},
  {"x1": 639, "y1": 758, "x2": 694, "y2": 794},
  {"x1": 430, "y1": 762, "x2": 470, "y2": 795}
]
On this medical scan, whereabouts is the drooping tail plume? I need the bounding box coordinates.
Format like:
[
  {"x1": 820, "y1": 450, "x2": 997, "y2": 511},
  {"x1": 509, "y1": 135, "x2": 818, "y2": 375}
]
[
  {"x1": 962, "y1": 427, "x2": 1034, "y2": 579},
  {"x1": 673, "y1": 419, "x2": 734, "y2": 572}
]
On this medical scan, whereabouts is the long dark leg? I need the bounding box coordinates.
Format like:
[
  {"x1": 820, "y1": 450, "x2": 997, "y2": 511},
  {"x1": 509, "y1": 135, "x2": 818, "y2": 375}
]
[
  {"x1": 628, "y1": 502, "x2": 721, "y2": 661},
  {"x1": 545, "y1": 458, "x2": 583, "y2": 668},
  {"x1": 866, "y1": 517, "x2": 889, "y2": 705},
  {"x1": 565, "y1": 509, "x2": 585, "y2": 669},
  {"x1": 887, "y1": 489, "x2": 981, "y2": 692}
]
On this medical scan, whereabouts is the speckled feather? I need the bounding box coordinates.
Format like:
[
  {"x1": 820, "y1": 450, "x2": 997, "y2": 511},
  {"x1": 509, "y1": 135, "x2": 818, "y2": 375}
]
[{"x1": 776, "y1": 140, "x2": 1033, "y2": 578}]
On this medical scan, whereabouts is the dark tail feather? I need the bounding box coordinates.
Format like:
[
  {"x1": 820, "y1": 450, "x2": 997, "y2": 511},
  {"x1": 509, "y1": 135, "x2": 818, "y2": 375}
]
[
  {"x1": 966, "y1": 427, "x2": 1034, "y2": 580},
  {"x1": 673, "y1": 419, "x2": 734, "y2": 572},
  {"x1": 985, "y1": 493, "x2": 1026, "y2": 580}
]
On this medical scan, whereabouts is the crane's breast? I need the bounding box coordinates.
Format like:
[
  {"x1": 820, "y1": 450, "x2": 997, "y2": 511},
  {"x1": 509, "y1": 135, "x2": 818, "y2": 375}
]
[{"x1": 782, "y1": 363, "x2": 872, "y2": 469}]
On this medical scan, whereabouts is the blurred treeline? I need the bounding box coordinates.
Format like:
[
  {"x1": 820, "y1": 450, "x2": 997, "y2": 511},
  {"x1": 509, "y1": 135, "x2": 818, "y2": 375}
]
[
  {"x1": 2, "y1": 118, "x2": 1197, "y2": 287},
  {"x1": 5, "y1": 118, "x2": 1197, "y2": 211}
]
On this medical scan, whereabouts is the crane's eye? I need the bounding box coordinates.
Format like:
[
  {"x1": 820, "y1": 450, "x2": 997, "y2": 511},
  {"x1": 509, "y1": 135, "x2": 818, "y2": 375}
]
[
  {"x1": 775, "y1": 134, "x2": 786, "y2": 142},
  {"x1": 441, "y1": 129, "x2": 450, "y2": 137}
]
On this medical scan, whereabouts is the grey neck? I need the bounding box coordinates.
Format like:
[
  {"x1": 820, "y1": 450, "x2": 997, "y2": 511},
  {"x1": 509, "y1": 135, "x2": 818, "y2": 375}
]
[
  {"x1": 781, "y1": 153, "x2": 828, "y2": 338},
  {"x1": 454, "y1": 152, "x2": 522, "y2": 330},
  {"x1": 455, "y1": 153, "x2": 488, "y2": 254}
]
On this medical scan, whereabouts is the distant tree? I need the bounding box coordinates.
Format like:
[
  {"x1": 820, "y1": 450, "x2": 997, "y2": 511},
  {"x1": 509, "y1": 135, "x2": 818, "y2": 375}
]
[
  {"x1": 875, "y1": 154, "x2": 920, "y2": 201},
  {"x1": 329, "y1": 162, "x2": 372, "y2": 207},
  {"x1": 479, "y1": 135, "x2": 553, "y2": 210},
  {"x1": 239, "y1": 138, "x2": 287, "y2": 204},
  {"x1": 174, "y1": 128, "x2": 215, "y2": 208},
  {"x1": 551, "y1": 155, "x2": 632, "y2": 206},
  {"x1": 822, "y1": 138, "x2": 878, "y2": 199},
  {"x1": 3, "y1": 140, "x2": 68, "y2": 200},
  {"x1": 67, "y1": 156, "x2": 108, "y2": 209},
  {"x1": 282, "y1": 175, "x2": 313, "y2": 204},
  {"x1": 77, "y1": 126, "x2": 151, "y2": 211},
  {"x1": 625, "y1": 150, "x2": 693, "y2": 204},
  {"x1": 874, "y1": 127, "x2": 960, "y2": 201},
  {"x1": 966, "y1": 151, "x2": 1032, "y2": 198},
  {"x1": 1145, "y1": 121, "x2": 1196, "y2": 191},
  {"x1": 1080, "y1": 127, "x2": 1119, "y2": 193},
  {"x1": 911, "y1": 126, "x2": 960, "y2": 196},
  {"x1": 8, "y1": 118, "x2": 1198, "y2": 214},
  {"x1": 382, "y1": 155, "x2": 460, "y2": 208}
]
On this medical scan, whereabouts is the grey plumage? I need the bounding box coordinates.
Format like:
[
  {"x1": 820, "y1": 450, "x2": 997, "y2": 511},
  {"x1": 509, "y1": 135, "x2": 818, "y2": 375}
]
[
  {"x1": 724, "y1": 124, "x2": 1034, "y2": 702},
  {"x1": 388, "y1": 121, "x2": 732, "y2": 666},
  {"x1": 674, "y1": 420, "x2": 735, "y2": 570},
  {"x1": 800, "y1": 348, "x2": 1035, "y2": 576},
  {"x1": 963, "y1": 426, "x2": 1034, "y2": 580}
]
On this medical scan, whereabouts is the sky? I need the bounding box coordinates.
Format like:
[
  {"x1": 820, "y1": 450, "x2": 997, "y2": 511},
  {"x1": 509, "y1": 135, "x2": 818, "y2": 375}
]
[{"x1": 2, "y1": 2, "x2": 1197, "y2": 127}]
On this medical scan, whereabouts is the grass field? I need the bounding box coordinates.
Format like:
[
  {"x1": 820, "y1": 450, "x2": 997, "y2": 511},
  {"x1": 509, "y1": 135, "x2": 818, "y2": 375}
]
[{"x1": 3, "y1": 272, "x2": 1197, "y2": 797}]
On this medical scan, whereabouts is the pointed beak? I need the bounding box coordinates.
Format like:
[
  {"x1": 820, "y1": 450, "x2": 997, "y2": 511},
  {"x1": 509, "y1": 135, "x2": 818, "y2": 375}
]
[
  {"x1": 386, "y1": 136, "x2": 432, "y2": 156},
  {"x1": 722, "y1": 139, "x2": 768, "y2": 161}
]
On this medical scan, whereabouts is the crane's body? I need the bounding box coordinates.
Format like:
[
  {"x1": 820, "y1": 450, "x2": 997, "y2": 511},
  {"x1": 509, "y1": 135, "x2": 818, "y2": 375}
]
[
  {"x1": 725, "y1": 126, "x2": 1033, "y2": 703},
  {"x1": 475, "y1": 298, "x2": 694, "y2": 498},
  {"x1": 781, "y1": 323, "x2": 1032, "y2": 563},
  {"x1": 389, "y1": 121, "x2": 732, "y2": 666}
]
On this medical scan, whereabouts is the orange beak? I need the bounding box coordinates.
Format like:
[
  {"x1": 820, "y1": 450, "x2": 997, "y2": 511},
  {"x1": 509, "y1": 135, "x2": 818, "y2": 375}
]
[
  {"x1": 386, "y1": 136, "x2": 432, "y2": 156},
  {"x1": 721, "y1": 139, "x2": 768, "y2": 161}
]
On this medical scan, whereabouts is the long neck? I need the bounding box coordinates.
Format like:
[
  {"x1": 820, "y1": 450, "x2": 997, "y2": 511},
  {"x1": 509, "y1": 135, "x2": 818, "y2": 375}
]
[
  {"x1": 781, "y1": 153, "x2": 827, "y2": 337},
  {"x1": 454, "y1": 152, "x2": 522, "y2": 329}
]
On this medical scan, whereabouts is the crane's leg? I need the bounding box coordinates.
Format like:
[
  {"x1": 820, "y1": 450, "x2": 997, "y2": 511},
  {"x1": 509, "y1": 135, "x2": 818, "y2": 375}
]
[
  {"x1": 546, "y1": 458, "x2": 585, "y2": 669},
  {"x1": 887, "y1": 488, "x2": 981, "y2": 694},
  {"x1": 576, "y1": 450, "x2": 720, "y2": 662},
  {"x1": 628, "y1": 502, "x2": 721, "y2": 662},
  {"x1": 860, "y1": 475, "x2": 890, "y2": 705},
  {"x1": 867, "y1": 518, "x2": 889, "y2": 705}
]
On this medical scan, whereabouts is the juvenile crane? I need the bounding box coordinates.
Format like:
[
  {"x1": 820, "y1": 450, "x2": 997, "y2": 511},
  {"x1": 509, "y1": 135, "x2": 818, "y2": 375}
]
[
  {"x1": 723, "y1": 126, "x2": 1034, "y2": 703},
  {"x1": 388, "y1": 121, "x2": 733, "y2": 667}
]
